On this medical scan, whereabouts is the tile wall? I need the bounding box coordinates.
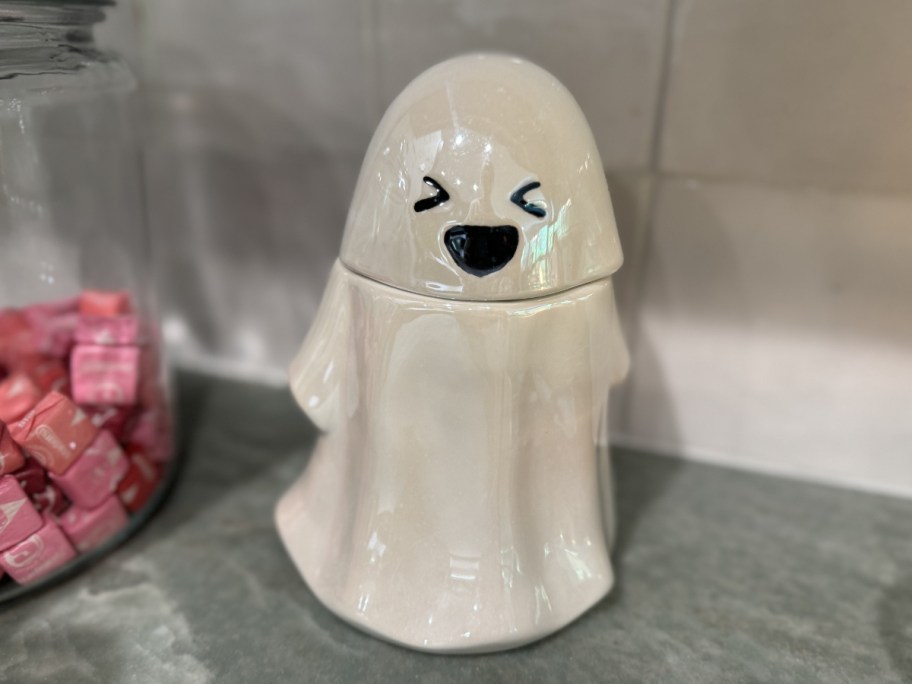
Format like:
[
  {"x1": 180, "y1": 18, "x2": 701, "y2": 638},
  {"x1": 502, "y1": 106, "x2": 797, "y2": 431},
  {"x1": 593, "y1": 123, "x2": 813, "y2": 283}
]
[{"x1": 101, "y1": 0, "x2": 912, "y2": 495}]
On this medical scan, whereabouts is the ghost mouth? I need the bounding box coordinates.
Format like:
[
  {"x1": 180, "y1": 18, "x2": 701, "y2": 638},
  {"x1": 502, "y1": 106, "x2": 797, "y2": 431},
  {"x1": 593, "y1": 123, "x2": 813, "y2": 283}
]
[{"x1": 443, "y1": 225, "x2": 519, "y2": 277}]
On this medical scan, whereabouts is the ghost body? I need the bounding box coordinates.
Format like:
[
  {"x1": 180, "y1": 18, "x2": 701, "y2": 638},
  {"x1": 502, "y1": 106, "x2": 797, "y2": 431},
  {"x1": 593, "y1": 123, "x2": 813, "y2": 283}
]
[{"x1": 277, "y1": 54, "x2": 629, "y2": 653}]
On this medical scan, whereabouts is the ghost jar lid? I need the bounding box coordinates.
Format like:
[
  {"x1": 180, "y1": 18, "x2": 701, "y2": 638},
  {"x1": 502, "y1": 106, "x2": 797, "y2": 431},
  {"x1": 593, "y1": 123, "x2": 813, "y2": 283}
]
[{"x1": 340, "y1": 53, "x2": 623, "y2": 303}]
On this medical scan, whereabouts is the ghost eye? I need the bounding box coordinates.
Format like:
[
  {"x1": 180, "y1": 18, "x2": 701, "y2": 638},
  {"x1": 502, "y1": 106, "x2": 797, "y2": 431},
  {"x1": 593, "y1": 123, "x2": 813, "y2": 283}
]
[
  {"x1": 510, "y1": 181, "x2": 546, "y2": 218},
  {"x1": 414, "y1": 176, "x2": 450, "y2": 213}
]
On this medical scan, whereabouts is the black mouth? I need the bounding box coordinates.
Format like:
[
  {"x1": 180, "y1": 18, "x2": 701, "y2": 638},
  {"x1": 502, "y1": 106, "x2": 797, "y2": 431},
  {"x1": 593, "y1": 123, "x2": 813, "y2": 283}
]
[{"x1": 443, "y1": 225, "x2": 519, "y2": 277}]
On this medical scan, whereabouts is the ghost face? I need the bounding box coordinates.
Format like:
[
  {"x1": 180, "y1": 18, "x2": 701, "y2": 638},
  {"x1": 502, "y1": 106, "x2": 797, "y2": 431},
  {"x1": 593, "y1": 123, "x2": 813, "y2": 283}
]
[
  {"x1": 411, "y1": 141, "x2": 551, "y2": 278},
  {"x1": 341, "y1": 54, "x2": 623, "y2": 301},
  {"x1": 393, "y1": 119, "x2": 560, "y2": 293},
  {"x1": 416, "y1": 175, "x2": 526, "y2": 277}
]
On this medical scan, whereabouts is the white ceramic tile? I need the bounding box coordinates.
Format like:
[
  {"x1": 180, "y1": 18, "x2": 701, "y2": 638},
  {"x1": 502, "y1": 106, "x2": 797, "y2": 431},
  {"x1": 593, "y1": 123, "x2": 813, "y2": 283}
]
[
  {"x1": 139, "y1": 0, "x2": 375, "y2": 154},
  {"x1": 143, "y1": 87, "x2": 364, "y2": 376},
  {"x1": 375, "y1": 0, "x2": 670, "y2": 170},
  {"x1": 623, "y1": 178, "x2": 912, "y2": 496},
  {"x1": 604, "y1": 172, "x2": 653, "y2": 436},
  {"x1": 661, "y1": 0, "x2": 912, "y2": 194},
  {"x1": 136, "y1": 0, "x2": 375, "y2": 376},
  {"x1": 605, "y1": 171, "x2": 653, "y2": 332}
]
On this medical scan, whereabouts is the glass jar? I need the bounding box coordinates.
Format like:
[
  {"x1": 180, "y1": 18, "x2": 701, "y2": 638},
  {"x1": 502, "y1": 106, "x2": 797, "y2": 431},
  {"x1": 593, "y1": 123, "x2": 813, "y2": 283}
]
[{"x1": 0, "y1": 1, "x2": 174, "y2": 600}]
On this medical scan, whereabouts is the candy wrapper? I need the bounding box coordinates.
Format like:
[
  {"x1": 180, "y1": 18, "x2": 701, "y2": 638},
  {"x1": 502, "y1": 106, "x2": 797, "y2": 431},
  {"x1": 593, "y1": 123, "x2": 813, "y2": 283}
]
[
  {"x1": 0, "y1": 514, "x2": 76, "y2": 584},
  {"x1": 10, "y1": 392, "x2": 98, "y2": 475},
  {"x1": 116, "y1": 451, "x2": 161, "y2": 513},
  {"x1": 21, "y1": 358, "x2": 70, "y2": 396},
  {"x1": 0, "y1": 293, "x2": 171, "y2": 588},
  {"x1": 78, "y1": 290, "x2": 132, "y2": 317},
  {"x1": 85, "y1": 406, "x2": 136, "y2": 442},
  {"x1": 31, "y1": 482, "x2": 69, "y2": 516},
  {"x1": 51, "y1": 430, "x2": 128, "y2": 508},
  {"x1": 0, "y1": 476, "x2": 43, "y2": 551},
  {"x1": 75, "y1": 315, "x2": 144, "y2": 347},
  {"x1": 0, "y1": 373, "x2": 43, "y2": 424},
  {"x1": 71, "y1": 345, "x2": 140, "y2": 406},
  {"x1": 58, "y1": 496, "x2": 128, "y2": 553},
  {"x1": 0, "y1": 424, "x2": 25, "y2": 476},
  {"x1": 13, "y1": 459, "x2": 46, "y2": 496}
]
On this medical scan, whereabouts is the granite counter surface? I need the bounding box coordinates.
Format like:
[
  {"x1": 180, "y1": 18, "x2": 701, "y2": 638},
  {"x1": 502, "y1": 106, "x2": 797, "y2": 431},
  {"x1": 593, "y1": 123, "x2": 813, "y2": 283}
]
[{"x1": 1, "y1": 373, "x2": 910, "y2": 683}]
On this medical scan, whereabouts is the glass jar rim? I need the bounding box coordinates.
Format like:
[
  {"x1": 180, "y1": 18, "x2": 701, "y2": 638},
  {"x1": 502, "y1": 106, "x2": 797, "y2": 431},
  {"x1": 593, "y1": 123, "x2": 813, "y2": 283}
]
[{"x1": 0, "y1": 1, "x2": 112, "y2": 27}]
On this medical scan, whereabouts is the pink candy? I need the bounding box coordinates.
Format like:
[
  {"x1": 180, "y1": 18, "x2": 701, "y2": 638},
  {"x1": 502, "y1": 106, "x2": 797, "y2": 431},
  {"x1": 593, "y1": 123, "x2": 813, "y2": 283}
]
[
  {"x1": 51, "y1": 430, "x2": 128, "y2": 509},
  {"x1": 78, "y1": 290, "x2": 132, "y2": 317},
  {"x1": 21, "y1": 296, "x2": 78, "y2": 324},
  {"x1": 0, "y1": 515, "x2": 76, "y2": 583},
  {"x1": 58, "y1": 495, "x2": 128, "y2": 553},
  {"x1": 28, "y1": 313, "x2": 78, "y2": 358},
  {"x1": 0, "y1": 423, "x2": 25, "y2": 476},
  {"x1": 0, "y1": 310, "x2": 33, "y2": 367},
  {"x1": 117, "y1": 452, "x2": 161, "y2": 513},
  {"x1": 0, "y1": 292, "x2": 171, "y2": 586},
  {"x1": 128, "y1": 409, "x2": 173, "y2": 462},
  {"x1": 32, "y1": 482, "x2": 68, "y2": 516},
  {"x1": 11, "y1": 392, "x2": 98, "y2": 475},
  {"x1": 14, "y1": 459, "x2": 46, "y2": 495},
  {"x1": 0, "y1": 476, "x2": 43, "y2": 551},
  {"x1": 70, "y1": 345, "x2": 140, "y2": 406},
  {"x1": 76, "y1": 315, "x2": 143, "y2": 346},
  {"x1": 23, "y1": 358, "x2": 70, "y2": 395},
  {"x1": 85, "y1": 405, "x2": 135, "y2": 441},
  {"x1": 0, "y1": 373, "x2": 43, "y2": 424}
]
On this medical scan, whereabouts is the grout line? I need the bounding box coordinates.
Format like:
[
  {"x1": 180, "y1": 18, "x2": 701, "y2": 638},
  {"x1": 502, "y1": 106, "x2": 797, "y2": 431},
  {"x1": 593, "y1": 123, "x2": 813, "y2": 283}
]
[
  {"x1": 615, "y1": 0, "x2": 681, "y2": 432},
  {"x1": 611, "y1": 432, "x2": 912, "y2": 502},
  {"x1": 647, "y1": 167, "x2": 912, "y2": 202},
  {"x1": 362, "y1": 0, "x2": 385, "y2": 128},
  {"x1": 605, "y1": 163, "x2": 912, "y2": 205},
  {"x1": 648, "y1": 0, "x2": 681, "y2": 172}
]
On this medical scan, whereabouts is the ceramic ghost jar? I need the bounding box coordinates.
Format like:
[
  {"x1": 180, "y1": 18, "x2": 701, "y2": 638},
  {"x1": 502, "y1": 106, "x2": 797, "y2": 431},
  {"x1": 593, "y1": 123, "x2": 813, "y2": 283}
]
[{"x1": 276, "y1": 54, "x2": 629, "y2": 653}]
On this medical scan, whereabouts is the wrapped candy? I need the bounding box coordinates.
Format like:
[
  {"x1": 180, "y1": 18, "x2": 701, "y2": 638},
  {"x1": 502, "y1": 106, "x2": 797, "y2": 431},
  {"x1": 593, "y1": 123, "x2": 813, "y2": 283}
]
[
  {"x1": 78, "y1": 290, "x2": 132, "y2": 317},
  {"x1": 10, "y1": 392, "x2": 98, "y2": 475},
  {"x1": 13, "y1": 459, "x2": 45, "y2": 496},
  {"x1": 0, "y1": 424, "x2": 25, "y2": 476},
  {"x1": 85, "y1": 406, "x2": 136, "y2": 442},
  {"x1": 70, "y1": 345, "x2": 140, "y2": 406},
  {"x1": 0, "y1": 476, "x2": 43, "y2": 551},
  {"x1": 50, "y1": 430, "x2": 129, "y2": 509},
  {"x1": 0, "y1": 514, "x2": 76, "y2": 584},
  {"x1": 0, "y1": 373, "x2": 43, "y2": 424},
  {"x1": 31, "y1": 482, "x2": 69, "y2": 517},
  {"x1": 116, "y1": 451, "x2": 161, "y2": 513},
  {"x1": 0, "y1": 294, "x2": 171, "y2": 587},
  {"x1": 58, "y1": 496, "x2": 128, "y2": 553},
  {"x1": 75, "y1": 315, "x2": 144, "y2": 347}
]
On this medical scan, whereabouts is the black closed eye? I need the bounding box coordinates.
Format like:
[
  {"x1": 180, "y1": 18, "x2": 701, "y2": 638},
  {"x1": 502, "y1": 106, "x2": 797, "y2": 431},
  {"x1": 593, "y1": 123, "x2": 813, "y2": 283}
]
[
  {"x1": 510, "y1": 181, "x2": 546, "y2": 218},
  {"x1": 414, "y1": 176, "x2": 450, "y2": 212}
]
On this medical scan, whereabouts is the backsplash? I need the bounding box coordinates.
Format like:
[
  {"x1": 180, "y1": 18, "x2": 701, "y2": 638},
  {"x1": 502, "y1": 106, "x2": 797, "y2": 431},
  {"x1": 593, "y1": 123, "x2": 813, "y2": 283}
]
[{"x1": 101, "y1": 0, "x2": 912, "y2": 496}]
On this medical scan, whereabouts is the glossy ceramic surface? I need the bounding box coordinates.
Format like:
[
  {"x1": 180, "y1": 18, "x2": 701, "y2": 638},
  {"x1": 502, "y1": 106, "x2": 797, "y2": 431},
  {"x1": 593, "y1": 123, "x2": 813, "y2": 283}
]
[
  {"x1": 340, "y1": 53, "x2": 622, "y2": 301},
  {"x1": 277, "y1": 54, "x2": 629, "y2": 653}
]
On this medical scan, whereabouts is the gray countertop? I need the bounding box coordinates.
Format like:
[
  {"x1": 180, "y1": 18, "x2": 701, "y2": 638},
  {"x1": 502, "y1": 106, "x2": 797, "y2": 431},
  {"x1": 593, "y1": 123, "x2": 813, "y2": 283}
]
[{"x1": 1, "y1": 372, "x2": 910, "y2": 683}]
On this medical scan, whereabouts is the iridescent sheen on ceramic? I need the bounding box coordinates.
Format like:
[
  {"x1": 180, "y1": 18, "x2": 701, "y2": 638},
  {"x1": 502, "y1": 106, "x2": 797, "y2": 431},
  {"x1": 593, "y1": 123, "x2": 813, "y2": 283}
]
[{"x1": 277, "y1": 54, "x2": 629, "y2": 653}]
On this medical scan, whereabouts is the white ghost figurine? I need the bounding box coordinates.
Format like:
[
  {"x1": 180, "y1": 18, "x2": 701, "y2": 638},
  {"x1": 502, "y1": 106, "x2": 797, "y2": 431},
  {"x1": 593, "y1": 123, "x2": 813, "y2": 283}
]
[{"x1": 276, "y1": 54, "x2": 629, "y2": 653}]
